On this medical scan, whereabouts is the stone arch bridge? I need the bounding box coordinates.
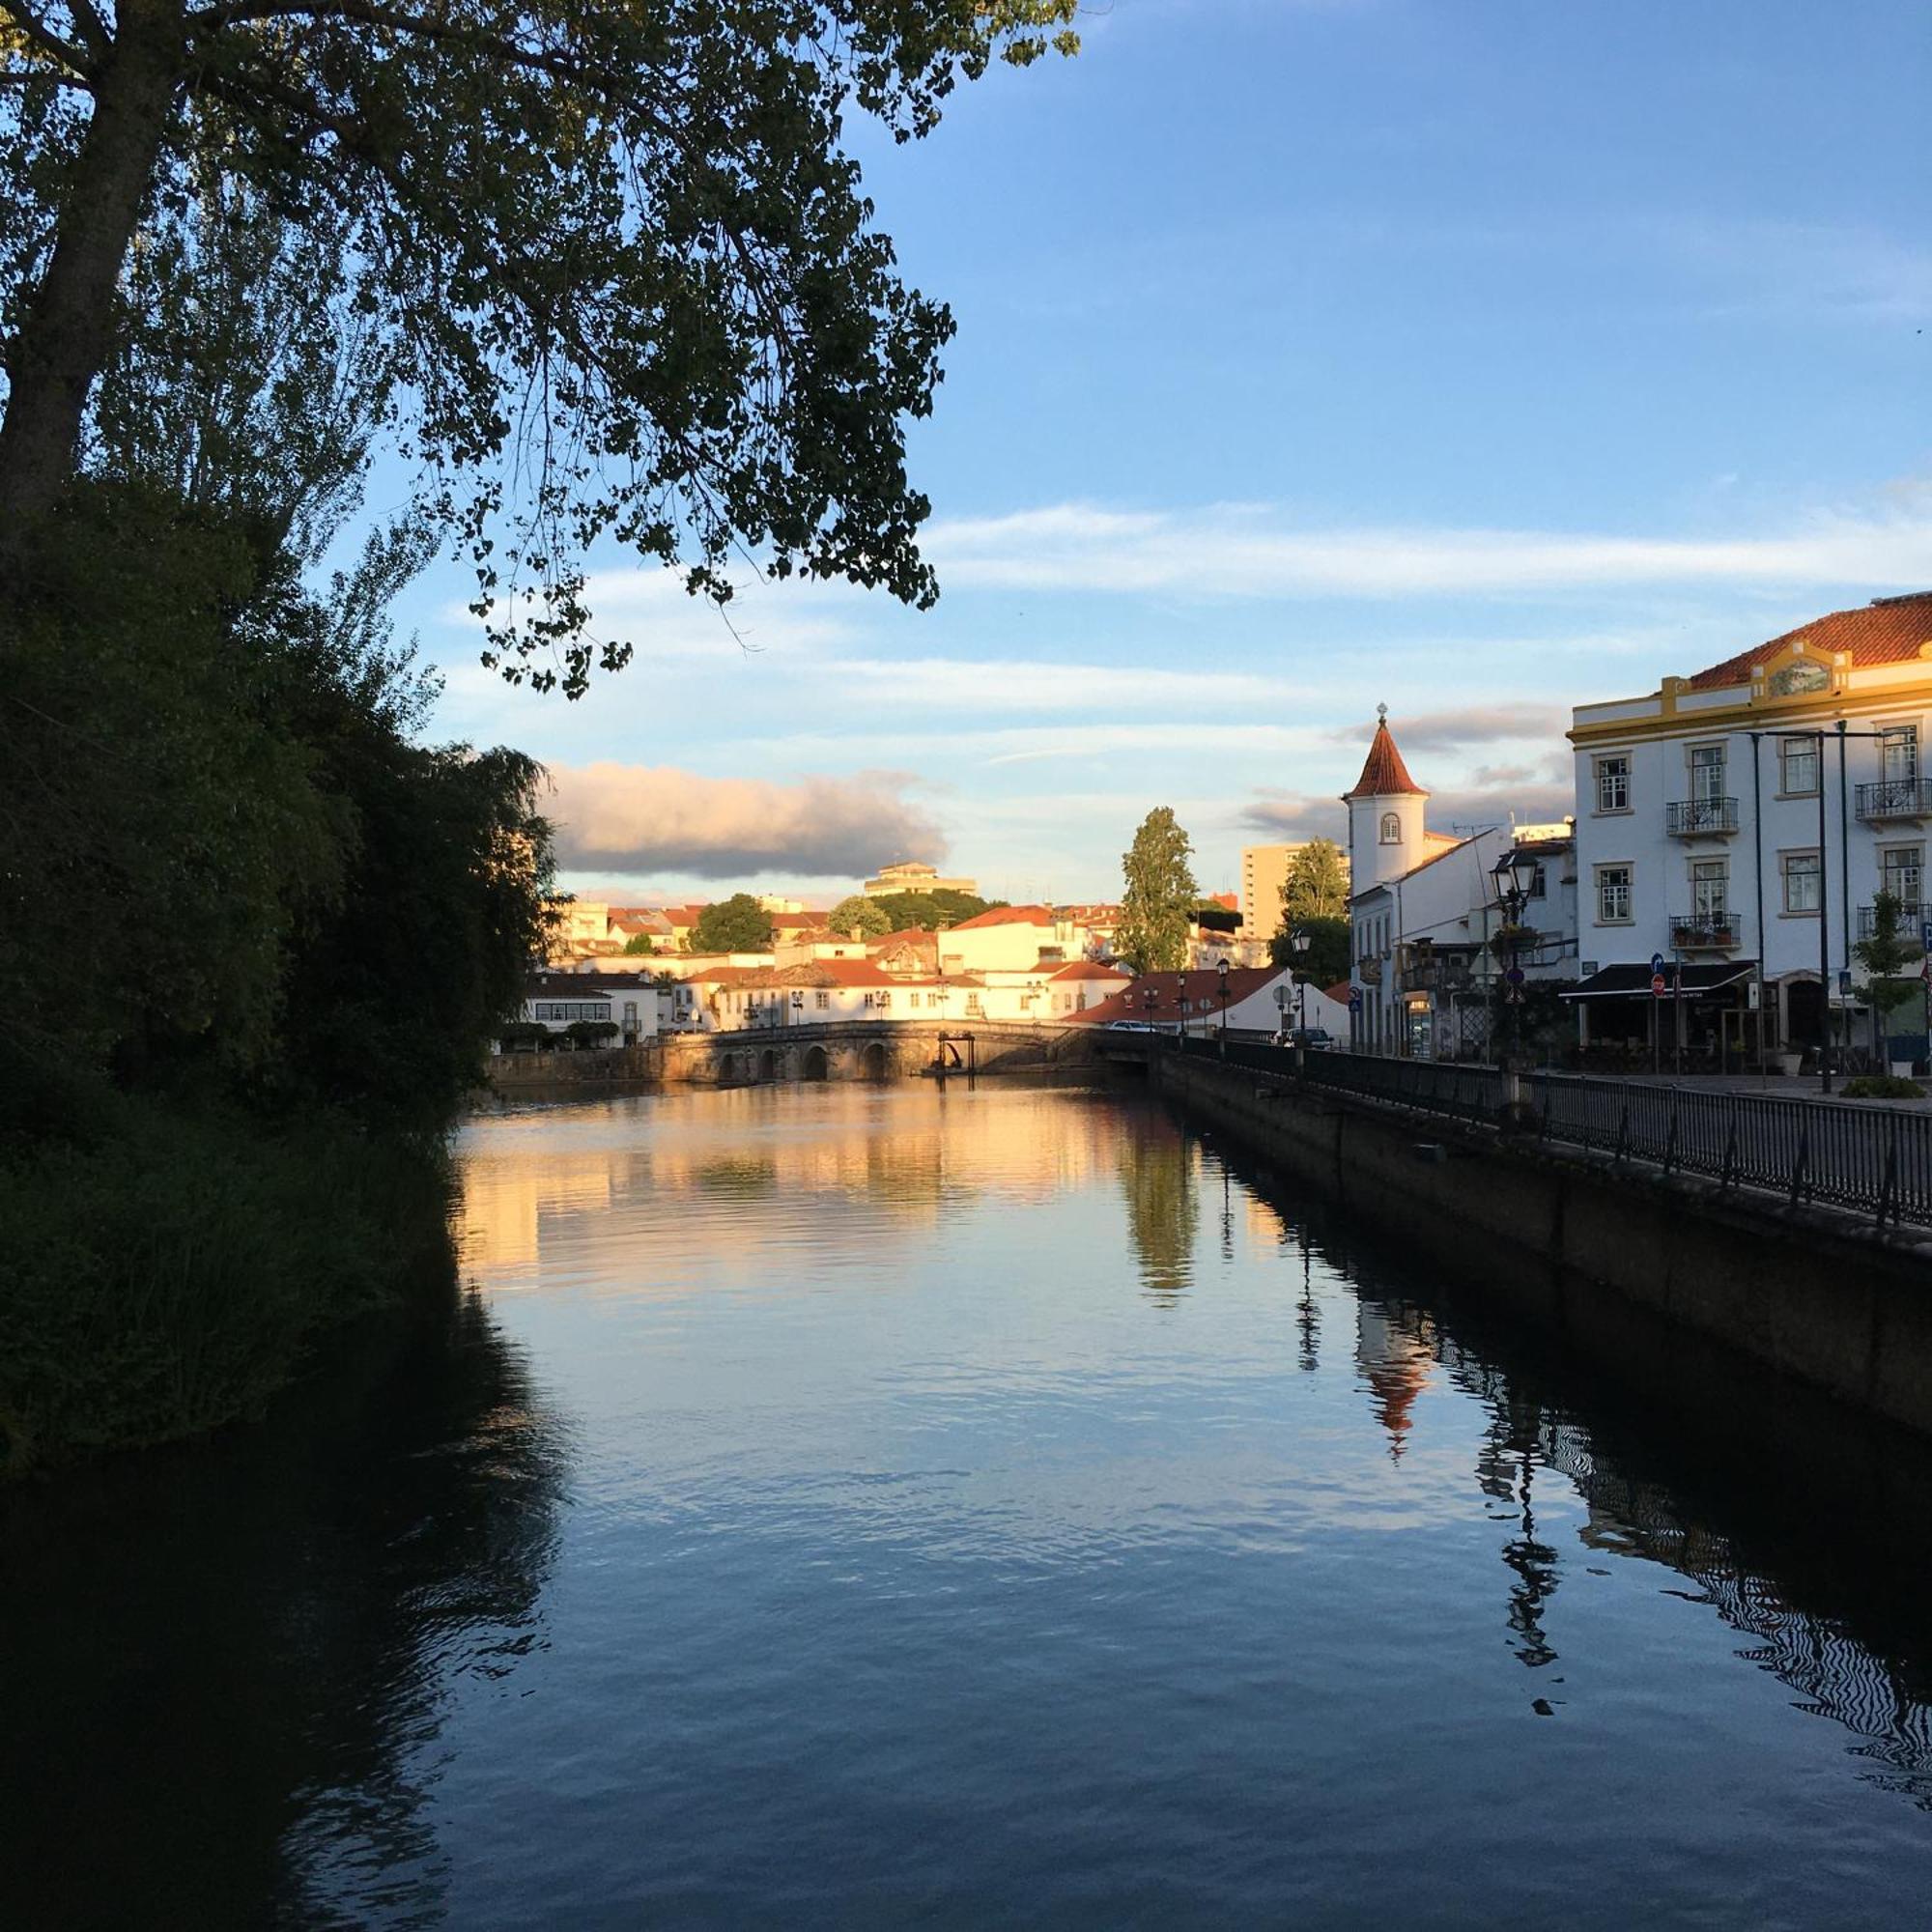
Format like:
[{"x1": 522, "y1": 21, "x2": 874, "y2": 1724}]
[{"x1": 659, "y1": 1020, "x2": 1094, "y2": 1087}]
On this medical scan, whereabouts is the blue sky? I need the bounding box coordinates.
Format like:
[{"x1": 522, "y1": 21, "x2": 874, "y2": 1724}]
[{"x1": 398, "y1": 0, "x2": 1932, "y2": 906}]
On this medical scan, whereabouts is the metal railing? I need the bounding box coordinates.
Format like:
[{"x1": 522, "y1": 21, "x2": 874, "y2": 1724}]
[
  {"x1": 1665, "y1": 797, "x2": 1741, "y2": 836},
  {"x1": 1149, "y1": 1034, "x2": 1932, "y2": 1226},
  {"x1": 1669, "y1": 910, "x2": 1741, "y2": 950},
  {"x1": 1859, "y1": 899, "x2": 1925, "y2": 940},
  {"x1": 1856, "y1": 777, "x2": 1932, "y2": 822}
]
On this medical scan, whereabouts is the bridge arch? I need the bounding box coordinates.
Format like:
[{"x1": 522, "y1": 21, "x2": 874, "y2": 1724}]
[
  {"x1": 718, "y1": 1050, "x2": 738, "y2": 1084},
  {"x1": 758, "y1": 1047, "x2": 778, "y2": 1082},
  {"x1": 801, "y1": 1043, "x2": 829, "y2": 1082},
  {"x1": 860, "y1": 1040, "x2": 888, "y2": 1081}
]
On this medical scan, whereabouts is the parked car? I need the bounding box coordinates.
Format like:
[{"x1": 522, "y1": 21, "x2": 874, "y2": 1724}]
[{"x1": 1270, "y1": 1026, "x2": 1335, "y2": 1050}]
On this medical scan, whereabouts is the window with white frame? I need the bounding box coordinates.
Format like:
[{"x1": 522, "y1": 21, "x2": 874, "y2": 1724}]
[
  {"x1": 1883, "y1": 724, "x2": 1919, "y2": 783},
  {"x1": 1881, "y1": 847, "x2": 1922, "y2": 909},
  {"x1": 1595, "y1": 754, "x2": 1631, "y2": 813},
  {"x1": 1782, "y1": 850, "x2": 1821, "y2": 914},
  {"x1": 1690, "y1": 744, "x2": 1726, "y2": 804},
  {"x1": 1778, "y1": 735, "x2": 1820, "y2": 795},
  {"x1": 1690, "y1": 858, "x2": 1728, "y2": 918},
  {"x1": 1595, "y1": 864, "x2": 1632, "y2": 923},
  {"x1": 814, "y1": 991, "x2": 829, "y2": 1009},
  {"x1": 1379, "y1": 811, "x2": 1401, "y2": 844},
  {"x1": 533, "y1": 1001, "x2": 611, "y2": 1021}
]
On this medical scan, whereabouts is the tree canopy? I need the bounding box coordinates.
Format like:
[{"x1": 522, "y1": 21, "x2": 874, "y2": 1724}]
[
  {"x1": 1269, "y1": 915, "x2": 1350, "y2": 987},
  {"x1": 828, "y1": 895, "x2": 893, "y2": 939},
  {"x1": 867, "y1": 886, "x2": 995, "y2": 930},
  {"x1": 1116, "y1": 808, "x2": 1197, "y2": 975},
  {"x1": 621, "y1": 932, "x2": 658, "y2": 955},
  {"x1": 0, "y1": 0, "x2": 1077, "y2": 691},
  {"x1": 690, "y1": 894, "x2": 775, "y2": 953},
  {"x1": 1279, "y1": 839, "x2": 1350, "y2": 926}
]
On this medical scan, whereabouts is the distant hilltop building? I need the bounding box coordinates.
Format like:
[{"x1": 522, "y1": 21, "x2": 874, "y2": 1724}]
[
  {"x1": 862, "y1": 861, "x2": 979, "y2": 898},
  {"x1": 1240, "y1": 841, "x2": 1350, "y2": 933}
]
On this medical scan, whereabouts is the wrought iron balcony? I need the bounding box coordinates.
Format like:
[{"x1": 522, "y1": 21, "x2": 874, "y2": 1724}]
[
  {"x1": 1664, "y1": 797, "x2": 1740, "y2": 837},
  {"x1": 1858, "y1": 900, "x2": 1926, "y2": 941},
  {"x1": 1856, "y1": 777, "x2": 1932, "y2": 823},
  {"x1": 1669, "y1": 910, "x2": 1741, "y2": 951},
  {"x1": 1397, "y1": 957, "x2": 1478, "y2": 995}
]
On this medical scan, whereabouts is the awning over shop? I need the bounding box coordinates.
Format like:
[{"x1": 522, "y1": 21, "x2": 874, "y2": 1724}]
[{"x1": 1560, "y1": 962, "x2": 1755, "y2": 1001}]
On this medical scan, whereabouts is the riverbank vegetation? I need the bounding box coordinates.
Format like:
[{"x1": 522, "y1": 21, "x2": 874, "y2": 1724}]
[{"x1": 1, "y1": 5, "x2": 1078, "y2": 1468}]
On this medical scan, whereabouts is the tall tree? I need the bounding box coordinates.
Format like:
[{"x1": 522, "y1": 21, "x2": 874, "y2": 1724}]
[
  {"x1": 1117, "y1": 807, "x2": 1198, "y2": 975},
  {"x1": 828, "y1": 895, "x2": 892, "y2": 939},
  {"x1": 0, "y1": 0, "x2": 1077, "y2": 690},
  {"x1": 690, "y1": 894, "x2": 774, "y2": 953},
  {"x1": 1279, "y1": 838, "x2": 1349, "y2": 925}
]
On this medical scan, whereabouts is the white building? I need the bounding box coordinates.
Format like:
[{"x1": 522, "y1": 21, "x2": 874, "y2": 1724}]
[
  {"x1": 938, "y1": 904, "x2": 1096, "y2": 975},
  {"x1": 1345, "y1": 712, "x2": 1578, "y2": 1060},
  {"x1": 1567, "y1": 592, "x2": 1932, "y2": 1065},
  {"x1": 521, "y1": 971, "x2": 680, "y2": 1042}
]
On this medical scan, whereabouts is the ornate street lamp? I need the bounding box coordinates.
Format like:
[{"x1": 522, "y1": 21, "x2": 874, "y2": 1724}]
[
  {"x1": 1492, "y1": 847, "x2": 1542, "y2": 1064},
  {"x1": 1142, "y1": 980, "x2": 1158, "y2": 1037},
  {"x1": 1217, "y1": 955, "x2": 1230, "y2": 1056},
  {"x1": 1290, "y1": 926, "x2": 1312, "y2": 1037}
]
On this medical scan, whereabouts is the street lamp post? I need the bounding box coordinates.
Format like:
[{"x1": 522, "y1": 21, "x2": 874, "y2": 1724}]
[
  {"x1": 1217, "y1": 956, "x2": 1230, "y2": 1057},
  {"x1": 1492, "y1": 847, "x2": 1542, "y2": 1067},
  {"x1": 1143, "y1": 981, "x2": 1158, "y2": 1040},
  {"x1": 1290, "y1": 927, "x2": 1311, "y2": 1035}
]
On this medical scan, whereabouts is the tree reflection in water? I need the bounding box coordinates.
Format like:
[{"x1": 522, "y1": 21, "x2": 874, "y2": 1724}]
[
  {"x1": 1118, "y1": 1115, "x2": 1199, "y2": 1306},
  {"x1": 0, "y1": 1280, "x2": 570, "y2": 1928}
]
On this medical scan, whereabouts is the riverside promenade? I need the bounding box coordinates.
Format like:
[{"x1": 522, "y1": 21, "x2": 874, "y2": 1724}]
[{"x1": 1112, "y1": 1035, "x2": 1932, "y2": 1437}]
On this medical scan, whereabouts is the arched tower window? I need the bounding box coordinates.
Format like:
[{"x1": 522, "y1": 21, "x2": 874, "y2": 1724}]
[{"x1": 1379, "y1": 810, "x2": 1402, "y2": 844}]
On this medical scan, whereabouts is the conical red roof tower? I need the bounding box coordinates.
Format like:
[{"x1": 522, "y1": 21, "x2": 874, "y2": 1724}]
[{"x1": 1344, "y1": 708, "x2": 1428, "y2": 799}]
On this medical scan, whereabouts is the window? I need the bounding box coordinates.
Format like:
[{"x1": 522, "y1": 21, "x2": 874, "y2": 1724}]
[
  {"x1": 533, "y1": 1000, "x2": 610, "y2": 1022},
  {"x1": 1882, "y1": 848, "x2": 1922, "y2": 908},
  {"x1": 1883, "y1": 724, "x2": 1919, "y2": 784},
  {"x1": 1522, "y1": 863, "x2": 1547, "y2": 900},
  {"x1": 1782, "y1": 851, "x2": 1821, "y2": 914},
  {"x1": 1595, "y1": 754, "x2": 1631, "y2": 813},
  {"x1": 1778, "y1": 736, "x2": 1820, "y2": 795},
  {"x1": 815, "y1": 992, "x2": 830, "y2": 1009},
  {"x1": 1690, "y1": 744, "x2": 1725, "y2": 804},
  {"x1": 1379, "y1": 811, "x2": 1402, "y2": 845},
  {"x1": 1595, "y1": 865, "x2": 1632, "y2": 924},
  {"x1": 1690, "y1": 859, "x2": 1728, "y2": 918}
]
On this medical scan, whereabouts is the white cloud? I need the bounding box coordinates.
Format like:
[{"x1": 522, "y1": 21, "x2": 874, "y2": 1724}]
[
  {"x1": 922, "y1": 501, "x2": 1932, "y2": 599},
  {"x1": 546, "y1": 764, "x2": 947, "y2": 880}
]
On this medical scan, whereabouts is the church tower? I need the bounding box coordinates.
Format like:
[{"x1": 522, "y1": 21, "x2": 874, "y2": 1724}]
[{"x1": 1343, "y1": 706, "x2": 1429, "y2": 893}]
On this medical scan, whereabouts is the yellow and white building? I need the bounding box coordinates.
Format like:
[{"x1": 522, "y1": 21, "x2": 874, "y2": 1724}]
[{"x1": 1568, "y1": 591, "x2": 1932, "y2": 1058}]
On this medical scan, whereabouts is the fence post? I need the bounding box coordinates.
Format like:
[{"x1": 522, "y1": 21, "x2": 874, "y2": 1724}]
[
  {"x1": 1880, "y1": 1115, "x2": 1901, "y2": 1227},
  {"x1": 1663, "y1": 1098, "x2": 1680, "y2": 1177},
  {"x1": 1789, "y1": 1121, "x2": 1809, "y2": 1209},
  {"x1": 1720, "y1": 1103, "x2": 1740, "y2": 1193},
  {"x1": 1614, "y1": 1098, "x2": 1630, "y2": 1165}
]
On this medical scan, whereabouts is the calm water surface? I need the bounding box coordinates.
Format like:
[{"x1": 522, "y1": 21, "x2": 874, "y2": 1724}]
[{"x1": 8, "y1": 1081, "x2": 1932, "y2": 1926}]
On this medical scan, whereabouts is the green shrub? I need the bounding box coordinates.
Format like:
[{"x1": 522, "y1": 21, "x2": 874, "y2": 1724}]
[
  {"x1": 1841, "y1": 1074, "x2": 1924, "y2": 1100},
  {"x1": 0, "y1": 1094, "x2": 452, "y2": 1476},
  {"x1": 565, "y1": 1019, "x2": 620, "y2": 1047}
]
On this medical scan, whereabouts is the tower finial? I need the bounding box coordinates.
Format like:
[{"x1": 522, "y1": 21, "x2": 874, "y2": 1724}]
[{"x1": 1376, "y1": 701, "x2": 1388, "y2": 724}]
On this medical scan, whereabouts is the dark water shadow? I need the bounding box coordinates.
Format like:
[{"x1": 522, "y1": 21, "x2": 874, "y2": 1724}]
[
  {"x1": 1180, "y1": 1108, "x2": 1932, "y2": 1810},
  {"x1": 0, "y1": 1272, "x2": 571, "y2": 1928}
]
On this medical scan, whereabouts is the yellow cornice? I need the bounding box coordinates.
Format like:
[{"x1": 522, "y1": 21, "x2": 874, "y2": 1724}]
[{"x1": 1570, "y1": 685, "x2": 1932, "y2": 747}]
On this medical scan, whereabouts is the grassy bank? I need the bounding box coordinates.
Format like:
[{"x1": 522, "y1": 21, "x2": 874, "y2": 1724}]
[{"x1": 0, "y1": 1094, "x2": 457, "y2": 1477}]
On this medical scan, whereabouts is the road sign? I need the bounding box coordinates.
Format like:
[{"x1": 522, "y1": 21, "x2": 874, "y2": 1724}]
[
  {"x1": 1651, "y1": 973, "x2": 1668, "y2": 997},
  {"x1": 1650, "y1": 952, "x2": 1667, "y2": 976},
  {"x1": 1348, "y1": 989, "x2": 1363, "y2": 1012},
  {"x1": 1503, "y1": 986, "x2": 1524, "y2": 1005},
  {"x1": 1504, "y1": 966, "x2": 1525, "y2": 987}
]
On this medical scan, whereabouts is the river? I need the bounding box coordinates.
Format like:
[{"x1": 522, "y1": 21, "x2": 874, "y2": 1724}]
[{"x1": 6, "y1": 1080, "x2": 1932, "y2": 1926}]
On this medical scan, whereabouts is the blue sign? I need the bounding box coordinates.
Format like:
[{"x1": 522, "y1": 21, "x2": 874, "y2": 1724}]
[
  {"x1": 1921, "y1": 919, "x2": 1932, "y2": 952},
  {"x1": 1650, "y1": 952, "x2": 1667, "y2": 976},
  {"x1": 1505, "y1": 966, "x2": 1525, "y2": 987},
  {"x1": 1348, "y1": 989, "x2": 1363, "y2": 1012}
]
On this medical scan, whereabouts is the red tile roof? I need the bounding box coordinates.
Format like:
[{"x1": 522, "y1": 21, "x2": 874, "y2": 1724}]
[
  {"x1": 1065, "y1": 967, "x2": 1284, "y2": 1026},
  {"x1": 1345, "y1": 720, "x2": 1427, "y2": 799},
  {"x1": 1048, "y1": 960, "x2": 1130, "y2": 981},
  {"x1": 949, "y1": 903, "x2": 1054, "y2": 930},
  {"x1": 1688, "y1": 592, "x2": 1932, "y2": 690}
]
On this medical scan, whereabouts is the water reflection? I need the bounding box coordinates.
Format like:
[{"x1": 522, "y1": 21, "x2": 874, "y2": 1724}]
[
  {"x1": 0, "y1": 1283, "x2": 569, "y2": 1928},
  {"x1": 9, "y1": 1085, "x2": 1932, "y2": 1925}
]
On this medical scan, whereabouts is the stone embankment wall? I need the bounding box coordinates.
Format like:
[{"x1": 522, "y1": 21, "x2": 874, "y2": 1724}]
[
  {"x1": 1153, "y1": 1053, "x2": 1932, "y2": 1438},
  {"x1": 488, "y1": 1044, "x2": 662, "y2": 1097}
]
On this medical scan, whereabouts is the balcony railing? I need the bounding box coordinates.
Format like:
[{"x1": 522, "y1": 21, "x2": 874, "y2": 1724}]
[
  {"x1": 1397, "y1": 959, "x2": 1479, "y2": 995},
  {"x1": 1856, "y1": 777, "x2": 1932, "y2": 823},
  {"x1": 1670, "y1": 910, "x2": 1741, "y2": 950},
  {"x1": 1665, "y1": 797, "x2": 1740, "y2": 837},
  {"x1": 1858, "y1": 900, "x2": 1926, "y2": 942}
]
